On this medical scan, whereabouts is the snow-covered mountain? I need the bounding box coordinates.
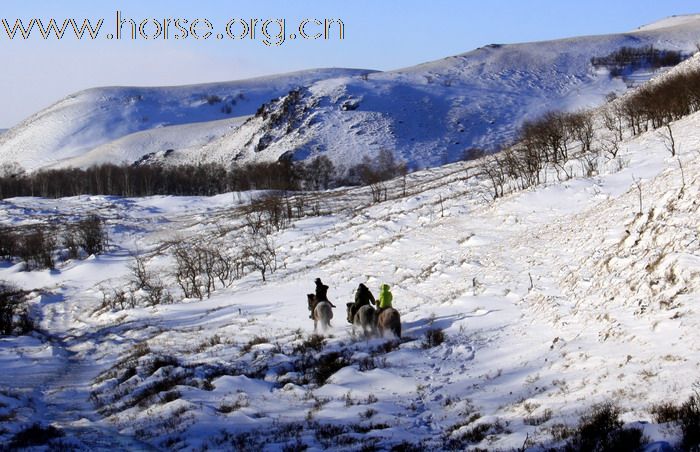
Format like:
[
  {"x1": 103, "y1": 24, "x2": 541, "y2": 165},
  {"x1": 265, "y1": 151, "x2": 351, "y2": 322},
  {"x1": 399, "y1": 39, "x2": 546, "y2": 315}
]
[
  {"x1": 0, "y1": 69, "x2": 372, "y2": 171},
  {"x1": 2, "y1": 15, "x2": 700, "y2": 172}
]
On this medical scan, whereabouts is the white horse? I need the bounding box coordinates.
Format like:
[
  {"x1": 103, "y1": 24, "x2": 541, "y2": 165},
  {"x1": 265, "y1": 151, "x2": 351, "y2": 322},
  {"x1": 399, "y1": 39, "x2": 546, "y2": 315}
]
[{"x1": 308, "y1": 294, "x2": 333, "y2": 333}]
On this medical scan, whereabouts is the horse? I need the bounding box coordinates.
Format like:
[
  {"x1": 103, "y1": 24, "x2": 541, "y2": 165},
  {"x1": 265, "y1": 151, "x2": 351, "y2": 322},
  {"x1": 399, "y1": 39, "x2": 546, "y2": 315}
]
[
  {"x1": 308, "y1": 294, "x2": 333, "y2": 333},
  {"x1": 377, "y1": 308, "x2": 401, "y2": 338},
  {"x1": 346, "y1": 303, "x2": 377, "y2": 338}
]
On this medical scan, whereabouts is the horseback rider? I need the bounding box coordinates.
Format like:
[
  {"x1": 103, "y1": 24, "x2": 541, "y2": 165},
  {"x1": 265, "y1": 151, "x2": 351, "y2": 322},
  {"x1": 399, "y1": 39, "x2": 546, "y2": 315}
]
[
  {"x1": 349, "y1": 283, "x2": 376, "y2": 322},
  {"x1": 377, "y1": 283, "x2": 393, "y2": 316},
  {"x1": 310, "y1": 278, "x2": 336, "y2": 319}
]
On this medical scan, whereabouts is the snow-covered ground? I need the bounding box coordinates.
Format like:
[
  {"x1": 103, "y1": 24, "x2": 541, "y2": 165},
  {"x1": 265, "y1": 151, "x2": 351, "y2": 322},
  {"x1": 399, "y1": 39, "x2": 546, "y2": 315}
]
[
  {"x1": 1, "y1": 87, "x2": 700, "y2": 449},
  {"x1": 2, "y1": 16, "x2": 700, "y2": 172}
]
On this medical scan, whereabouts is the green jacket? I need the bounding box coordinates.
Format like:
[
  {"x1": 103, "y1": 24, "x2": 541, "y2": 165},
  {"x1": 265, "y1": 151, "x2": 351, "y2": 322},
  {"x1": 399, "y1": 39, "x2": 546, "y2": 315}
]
[{"x1": 378, "y1": 284, "x2": 393, "y2": 309}]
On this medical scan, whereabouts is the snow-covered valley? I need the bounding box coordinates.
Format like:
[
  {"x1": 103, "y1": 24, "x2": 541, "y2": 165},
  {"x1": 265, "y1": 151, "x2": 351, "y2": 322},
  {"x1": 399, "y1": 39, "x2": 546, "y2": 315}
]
[{"x1": 2, "y1": 91, "x2": 700, "y2": 449}]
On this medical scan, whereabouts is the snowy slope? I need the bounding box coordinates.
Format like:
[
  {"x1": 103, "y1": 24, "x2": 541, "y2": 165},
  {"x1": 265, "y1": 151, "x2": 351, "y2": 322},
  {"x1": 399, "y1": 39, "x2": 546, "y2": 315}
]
[
  {"x1": 636, "y1": 13, "x2": 700, "y2": 31},
  {"x1": 3, "y1": 16, "x2": 700, "y2": 173},
  {"x1": 48, "y1": 116, "x2": 249, "y2": 169},
  {"x1": 2, "y1": 65, "x2": 700, "y2": 449}
]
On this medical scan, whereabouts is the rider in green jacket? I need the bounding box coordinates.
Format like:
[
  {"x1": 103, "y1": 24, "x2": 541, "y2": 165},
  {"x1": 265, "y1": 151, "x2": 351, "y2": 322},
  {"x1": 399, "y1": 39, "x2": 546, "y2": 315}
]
[{"x1": 377, "y1": 284, "x2": 393, "y2": 313}]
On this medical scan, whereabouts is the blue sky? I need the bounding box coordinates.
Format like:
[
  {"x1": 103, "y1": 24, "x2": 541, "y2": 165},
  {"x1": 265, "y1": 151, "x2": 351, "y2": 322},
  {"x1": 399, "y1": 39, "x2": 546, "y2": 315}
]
[{"x1": 0, "y1": 0, "x2": 698, "y2": 127}]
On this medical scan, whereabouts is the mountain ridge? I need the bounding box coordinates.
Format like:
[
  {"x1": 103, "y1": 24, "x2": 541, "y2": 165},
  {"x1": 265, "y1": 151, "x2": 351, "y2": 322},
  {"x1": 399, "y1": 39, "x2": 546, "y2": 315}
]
[{"x1": 1, "y1": 15, "x2": 700, "y2": 173}]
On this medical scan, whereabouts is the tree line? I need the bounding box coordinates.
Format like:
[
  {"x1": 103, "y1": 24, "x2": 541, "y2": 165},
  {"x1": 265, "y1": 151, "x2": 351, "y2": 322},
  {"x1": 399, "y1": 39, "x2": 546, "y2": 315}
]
[
  {"x1": 591, "y1": 45, "x2": 687, "y2": 77},
  {"x1": 0, "y1": 149, "x2": 407, "y2": 200}
]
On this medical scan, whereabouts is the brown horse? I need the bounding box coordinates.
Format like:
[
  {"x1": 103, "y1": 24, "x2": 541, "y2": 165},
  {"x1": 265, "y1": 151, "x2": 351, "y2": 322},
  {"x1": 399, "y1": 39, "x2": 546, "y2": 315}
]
[
  {"x1": 377, "y1": 308, "x2": 401, "y2": 338},
  {"x1": 308, "y1": 294, "x2": 333, "y2": 333}
]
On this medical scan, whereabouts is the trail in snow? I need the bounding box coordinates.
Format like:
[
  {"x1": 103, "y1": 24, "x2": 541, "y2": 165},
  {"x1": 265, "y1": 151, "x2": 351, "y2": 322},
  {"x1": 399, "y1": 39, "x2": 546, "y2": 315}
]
[{"x1": 0, "y1": 290, "x2": 159, "y2": 450}]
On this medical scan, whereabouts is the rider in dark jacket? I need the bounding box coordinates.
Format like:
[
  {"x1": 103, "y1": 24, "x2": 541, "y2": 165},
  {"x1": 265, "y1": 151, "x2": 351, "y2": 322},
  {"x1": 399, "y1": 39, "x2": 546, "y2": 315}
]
[
  {"x1": 350, "y1": 283, "x2": 375, "y2": 320},
  {"x1": 315, "y1": 278, "x2": 330, "y2": 303},
  {"x1": 310, "y1": 278, "x2": 336, "y2": 318}
]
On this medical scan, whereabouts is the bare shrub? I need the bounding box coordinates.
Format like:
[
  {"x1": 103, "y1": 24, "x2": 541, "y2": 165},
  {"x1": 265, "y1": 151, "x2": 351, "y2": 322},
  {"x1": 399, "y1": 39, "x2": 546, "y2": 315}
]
[
  {"x1": 9, "y1": 423, "x2": 64, "y2": 449},
  {"x1": 0, "y1": 283, "x2": 32, "y2": 335},
  {"x1": 171, "y1": 238, "x2": 246, "y2": 299},
  {"x1": 173, "y1": 243, "x2": 204, "y2": 300},
  {"x1": 650, "y1": 393, "x2": 700, "y2": 451},
  {"x1": 480, "y1": 156, "x2": 506, "y2": 199},
  {"x1": 101, "y1": 287, "x2": 136, "y2": 311},
  {"x1": 424, "y1": 328, "x2": 446, "y2": 348},
  {"x1": 77, "y1": 214, "x2": 107, "y2": 255},
  {"x1": 130, "y1": 253, "x2": 151, "y2": 290},
  {"x1": 565, "y1": 403, "x2": 646, "y2": 452},
  {"x1": 444, "y1": 419, "x2": 508, "y2": 448},
  {"x1": 18, "y1": 226, "x2": 56, "y2": 270},
  {"x1": 245, "y1": 193, "x2": 291, "y2": 234},
  {"x1": 524, "y1": 408, "x2": 553, "y2": 426},
  {"x1": 0, "y1": 227, "x2": 19, "y2": 260},
  {"x1": 311, "y1": 352, "x2": 351, "y2": 385},
  {"x1": 128, "y1": 254, "x2": 172, "y2": 306},
  {"x1": 241, "y1": 336, "x2": 270, "y2": 354},
  {"x1": 158, "y1": 390, "x2": 181, "y2": 405},
  {"x1": 61, "y1": 226, "x2": 81, "y2": 260},
  {"x1": 462, "y1": 148, "x2": 487, "y2": 161},
  {"x1": 294, "y1": 334, "x2": 325, "y2": 354},
  {"x1": 218, "y1": 396, "x2": 249, "y2": 413},
  {"x1": 659, "y1": 123, "x2": 677, "y2": 156}
]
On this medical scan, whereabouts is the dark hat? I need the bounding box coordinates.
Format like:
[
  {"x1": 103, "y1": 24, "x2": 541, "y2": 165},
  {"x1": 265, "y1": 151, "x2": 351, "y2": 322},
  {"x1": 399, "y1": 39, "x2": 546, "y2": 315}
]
[{"x1": 315, "y1": 278, "x2": 322, "y2": 284}]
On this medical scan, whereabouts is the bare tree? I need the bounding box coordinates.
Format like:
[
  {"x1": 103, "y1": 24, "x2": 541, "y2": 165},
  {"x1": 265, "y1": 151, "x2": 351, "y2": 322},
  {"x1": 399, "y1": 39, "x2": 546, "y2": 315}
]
[
  {"x1": 173, "y1": 243, "x2": 204, "y2": 300},
  {"x1": 659, "y1": 123, "x2": 677, "y2": 156},
  {"x1": 566, "y1": 110, "x2": 596, "y2": 152},
  {"x1": 603, "y1": 105, "x2": 625, "y2": 142},
  {"x1": 242, "y1": 231, "x2": 277, "y2": 282},
  {"x1": 480, "y1": 156, "x2": 506, "y2": 199},
  {"x1": 350, "y1": 150, "x2": 407, "y2": 203},
  {"x1": 600, "y1": 138, "x2": 621, "y2": 160},
  {"x1": 579, "y1": 150, "x2": 599, "y2": 178},
  {"x1": 303, "y1": 155, "x2": 336, "y2": 191},
  {"x1": 632, "y1": 176, "x2": 643, "y2": 214},
  {"x1": 677, "y1": 157, "x2": 686, "y2": 196}
]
